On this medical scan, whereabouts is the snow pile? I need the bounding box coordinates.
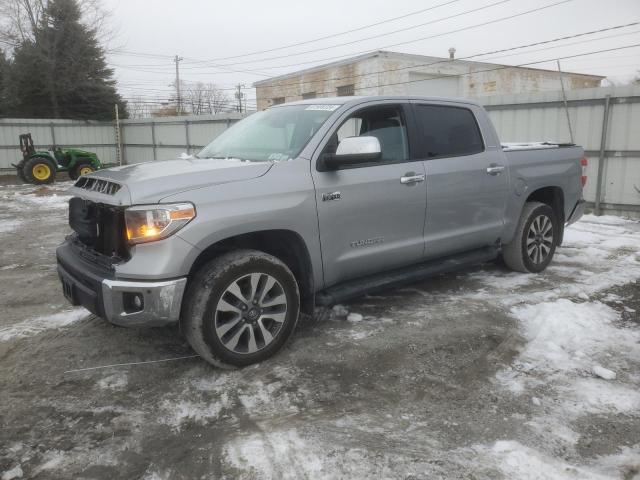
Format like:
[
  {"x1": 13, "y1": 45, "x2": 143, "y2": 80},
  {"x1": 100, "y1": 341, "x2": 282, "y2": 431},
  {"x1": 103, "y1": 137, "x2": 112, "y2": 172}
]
[
  {"x1": 508, "y1": 299, "x2": 637, "y2": 379},
  {"x1": 0, "y1": 308, "x2": 88, "y2": 341},
  {"x1": 16, "y1": 193, "x2": 69, "y2": 210},
  {"x1": 0, "y1": 218, "x2": 23, "y2": 234},
  {"x1": 1, "y1": 465, "x2": 23, "y2": 480},
  {"x1": 224, "y1": 430, "x2": 323, "y2": 479},
  {"x1": 483, "y1": 214, "x2": 640, "y2": 478},
  {"x1": 592, "y1": 365, "x2": 616, "y2": 380},
  {"x1": 159, "y1": 394, "x2": 230, "y2": 430},
  {"x1": 561, "y1": 379, "x2": 640, "y2": 415},
  {"x1": 97, "y1": 372, "x2": 129, "y2": 390},
  {"x1": 484, "y1": 441, "x2": 612, "y2": 480},
  {"x1": 468, "y1": 214, "x2": 640, "y2": 308}
]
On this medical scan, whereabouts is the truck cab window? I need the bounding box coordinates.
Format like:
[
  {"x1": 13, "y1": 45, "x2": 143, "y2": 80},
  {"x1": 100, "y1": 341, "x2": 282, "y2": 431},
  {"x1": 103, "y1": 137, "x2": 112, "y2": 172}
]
[
  {"x1": 327, "y1": 105, "x2": 409, "y2": 164},
  {"x1": 415, "y1": 105, "x2": 484, "y2": 158}
]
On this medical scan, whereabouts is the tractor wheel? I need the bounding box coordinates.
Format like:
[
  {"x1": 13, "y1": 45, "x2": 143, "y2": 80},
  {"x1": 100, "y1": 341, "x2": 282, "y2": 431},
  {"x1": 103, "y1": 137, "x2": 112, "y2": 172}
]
[
  {"x1": 73, "y1": 161, "x2": 95, "y2": 179},
  {"x1": 23, "y1": 156, "x2": 57, "y2": 185}
]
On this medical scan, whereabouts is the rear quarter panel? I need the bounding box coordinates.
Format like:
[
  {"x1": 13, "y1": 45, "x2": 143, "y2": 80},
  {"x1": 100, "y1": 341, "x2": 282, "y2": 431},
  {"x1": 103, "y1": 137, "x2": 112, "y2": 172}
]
[{"x1": 502, "y1": 146, "x2": 584, "y2": 244}]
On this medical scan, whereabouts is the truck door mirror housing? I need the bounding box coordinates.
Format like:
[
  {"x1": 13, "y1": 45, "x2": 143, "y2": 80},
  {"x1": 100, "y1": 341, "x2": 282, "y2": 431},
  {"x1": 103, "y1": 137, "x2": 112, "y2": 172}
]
[{"x1": 323, "y1": 136, "x2": 381, "y2": 170}]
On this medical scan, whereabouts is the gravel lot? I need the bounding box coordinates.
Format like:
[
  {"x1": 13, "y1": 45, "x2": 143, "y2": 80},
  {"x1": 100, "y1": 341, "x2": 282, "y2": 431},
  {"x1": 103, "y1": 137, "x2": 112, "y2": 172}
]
[{"x1": 0, "y1": 181, "x2": 639, "y2": 480}]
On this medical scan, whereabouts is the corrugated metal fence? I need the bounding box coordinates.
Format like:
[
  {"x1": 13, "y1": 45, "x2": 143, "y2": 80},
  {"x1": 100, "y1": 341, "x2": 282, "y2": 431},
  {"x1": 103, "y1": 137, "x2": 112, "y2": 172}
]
[
  {"x1": 0, "y1": 112, "x2": 246, "y2": 172},
  {"x1": 477, "y1": 84, "x2": 640, "y2": 216},
  {"x1": 1, "y1": 85, "x2": 639, "y2": 216}
]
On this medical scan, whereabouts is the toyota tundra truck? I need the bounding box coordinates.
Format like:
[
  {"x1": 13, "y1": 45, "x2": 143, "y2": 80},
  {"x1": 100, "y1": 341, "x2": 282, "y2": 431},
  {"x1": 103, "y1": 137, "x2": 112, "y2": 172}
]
[{"x1": 56, "y1": 96, "x2": 586, "y2": 367}]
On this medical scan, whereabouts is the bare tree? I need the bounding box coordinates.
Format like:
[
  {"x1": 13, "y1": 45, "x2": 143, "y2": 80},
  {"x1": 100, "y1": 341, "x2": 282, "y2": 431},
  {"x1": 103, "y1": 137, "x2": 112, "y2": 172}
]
[
  {"x1": 126, "y1": 95, "x2": 152, "y2": 119},
  {"x1": 0, "y1": 0, "x2": 112, "y2": 50},
  {"x1": 183, "y1": 81, "x2": 231, "y2": 115}
]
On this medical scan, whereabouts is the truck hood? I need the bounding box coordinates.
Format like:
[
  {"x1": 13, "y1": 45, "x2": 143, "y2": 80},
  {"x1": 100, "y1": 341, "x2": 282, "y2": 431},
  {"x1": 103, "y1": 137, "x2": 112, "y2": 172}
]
[{"x1": 67, "y1": 157, "x2": 273, "y2": 205}]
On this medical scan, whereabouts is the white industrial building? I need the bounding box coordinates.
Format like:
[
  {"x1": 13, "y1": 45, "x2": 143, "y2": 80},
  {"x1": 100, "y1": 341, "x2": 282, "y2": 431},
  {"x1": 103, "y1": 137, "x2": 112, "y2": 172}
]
[{"x1": 254, "y1": 50, "x2": 603, "y2": 110}]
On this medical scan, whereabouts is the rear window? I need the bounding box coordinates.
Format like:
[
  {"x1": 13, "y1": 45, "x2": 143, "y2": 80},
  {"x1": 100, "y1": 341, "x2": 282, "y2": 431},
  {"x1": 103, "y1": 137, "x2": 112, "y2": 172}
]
[{"x1": 414, "y1": 105, "x2": 484, "y2": 158}]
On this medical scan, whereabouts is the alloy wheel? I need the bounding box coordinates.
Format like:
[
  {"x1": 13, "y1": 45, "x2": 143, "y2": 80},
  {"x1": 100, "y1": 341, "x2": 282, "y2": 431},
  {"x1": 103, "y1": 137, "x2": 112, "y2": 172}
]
[
  {"x1": 214, "y1": 273, "x2": 287, "y2": 354},
  {"x1": 526, "y1": 214, "x2": 553, "y2": 264}
]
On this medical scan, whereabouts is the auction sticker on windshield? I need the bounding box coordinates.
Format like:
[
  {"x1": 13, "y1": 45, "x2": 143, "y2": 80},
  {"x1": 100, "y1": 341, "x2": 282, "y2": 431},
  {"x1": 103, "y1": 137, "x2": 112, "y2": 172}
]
[{"x1": 305, "y1": 105, "x2": 340, "y2": 111}]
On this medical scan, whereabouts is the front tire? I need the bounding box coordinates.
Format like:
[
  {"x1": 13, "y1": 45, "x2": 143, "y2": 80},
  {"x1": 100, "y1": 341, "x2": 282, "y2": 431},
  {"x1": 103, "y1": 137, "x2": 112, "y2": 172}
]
[
  {"x1": 73, "y1": 160, "x2": 95, "y2": 179},
  {"x1": 502, "y1": 202, "x2": 558, "y2": 273},
  {"x1": 181, "y1": 249, "x2": 300, "y2": 368}
]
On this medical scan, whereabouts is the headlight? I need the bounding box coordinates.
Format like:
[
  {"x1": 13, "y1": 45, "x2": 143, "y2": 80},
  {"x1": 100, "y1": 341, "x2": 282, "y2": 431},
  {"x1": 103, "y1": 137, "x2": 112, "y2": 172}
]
[{"x1": 125, "y1": 203, "x2": 196, "y2": 244}]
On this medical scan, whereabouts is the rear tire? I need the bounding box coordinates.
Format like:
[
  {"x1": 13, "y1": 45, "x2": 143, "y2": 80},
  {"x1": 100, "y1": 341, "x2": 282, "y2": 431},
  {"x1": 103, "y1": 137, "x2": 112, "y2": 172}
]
[
  {"x1": 23, "y1": 156, "x2": 56, "y2": 185},
  {"x1": 181, "y1": 249, "x2": 300, "y2": 368},
  {"x1": 502, "y1": 202, "x2": 558, "y2": 273}
]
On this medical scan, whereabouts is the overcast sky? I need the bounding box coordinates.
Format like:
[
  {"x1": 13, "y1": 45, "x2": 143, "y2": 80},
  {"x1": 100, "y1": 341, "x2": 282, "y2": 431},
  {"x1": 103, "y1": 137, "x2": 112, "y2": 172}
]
[{"x1": 103, "y1": 0, "x2": 640, "y2": 109}]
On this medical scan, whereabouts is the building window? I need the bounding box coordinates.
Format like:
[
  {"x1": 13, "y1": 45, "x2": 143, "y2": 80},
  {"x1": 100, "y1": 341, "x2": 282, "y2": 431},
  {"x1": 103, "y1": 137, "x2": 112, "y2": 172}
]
[
  {"x1": 302, "y1": 92, "x2": 316, "y2": 99},
  {"x1": 336, "y1": 84, "x2": 355, "y2": 97},
  {"x1": 272, "y1": 97, "x2": 285, "y2": 105}
]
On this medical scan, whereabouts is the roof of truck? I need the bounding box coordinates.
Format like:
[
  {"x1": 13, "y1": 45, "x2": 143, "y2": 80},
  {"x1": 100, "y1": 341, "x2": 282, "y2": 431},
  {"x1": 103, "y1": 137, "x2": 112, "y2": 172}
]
[{"x1": 277, "y1": 95, "x2": 484, "y2": 108}]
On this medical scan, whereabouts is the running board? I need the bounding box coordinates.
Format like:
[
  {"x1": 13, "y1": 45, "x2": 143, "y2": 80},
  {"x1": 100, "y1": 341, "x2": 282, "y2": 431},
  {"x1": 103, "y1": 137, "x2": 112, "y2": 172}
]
[{"x1": 315, "y1": 246, "x2": 499, "y2": 306}]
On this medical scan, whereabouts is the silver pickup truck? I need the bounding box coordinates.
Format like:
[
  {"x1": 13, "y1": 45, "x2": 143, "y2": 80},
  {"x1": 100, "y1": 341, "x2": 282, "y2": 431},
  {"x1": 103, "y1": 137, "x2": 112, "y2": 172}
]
[{"x1": 57, "y1": 96, "x2": 586, "y2": 367}]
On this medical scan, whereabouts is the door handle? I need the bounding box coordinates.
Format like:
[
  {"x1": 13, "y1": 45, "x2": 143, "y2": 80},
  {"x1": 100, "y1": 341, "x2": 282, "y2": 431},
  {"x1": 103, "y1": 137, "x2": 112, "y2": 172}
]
[
  {"x1": 400, "y1": 174, "x2": 425, "y2": 185},
  {"x1": 486, "y1": 164, "x2": 505, "y2": 175}
]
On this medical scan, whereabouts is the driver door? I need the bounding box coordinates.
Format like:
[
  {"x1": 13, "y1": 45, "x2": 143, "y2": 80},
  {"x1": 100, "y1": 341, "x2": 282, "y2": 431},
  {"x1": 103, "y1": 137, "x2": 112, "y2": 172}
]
[{"x1": 312, "y1": 103, "x2": 427, "y2": 287}]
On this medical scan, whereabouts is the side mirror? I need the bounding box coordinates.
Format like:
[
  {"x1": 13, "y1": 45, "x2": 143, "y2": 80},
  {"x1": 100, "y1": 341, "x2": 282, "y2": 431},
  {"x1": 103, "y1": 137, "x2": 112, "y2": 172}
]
[{"x1": 323, "y1": 136, "x2": 381, "y2": 170}]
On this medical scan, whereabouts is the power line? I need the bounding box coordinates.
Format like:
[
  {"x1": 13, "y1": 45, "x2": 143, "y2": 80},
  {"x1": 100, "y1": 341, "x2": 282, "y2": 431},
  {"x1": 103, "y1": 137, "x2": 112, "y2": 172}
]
[
  {"x1": 106, "y1": 0, "x2": 570, "y2": 76},
  {"x1": 185, "y1": 0, "x2": 504, "y2": 66},
  {"x1": 190, "y1": 0, "x2": 462, "y2": 62},
  {"x1": 477, "y1": 28, "x2": 640, "y2": 63},
  {"x1": 181, "y1": 0, "x2": 571, "y2": 70}
]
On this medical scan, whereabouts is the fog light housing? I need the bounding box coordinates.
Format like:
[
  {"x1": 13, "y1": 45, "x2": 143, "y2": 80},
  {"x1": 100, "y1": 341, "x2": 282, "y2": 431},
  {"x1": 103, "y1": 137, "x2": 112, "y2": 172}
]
[{"x1": 123, "y1": 292, "x2": 144, "y2": 313}]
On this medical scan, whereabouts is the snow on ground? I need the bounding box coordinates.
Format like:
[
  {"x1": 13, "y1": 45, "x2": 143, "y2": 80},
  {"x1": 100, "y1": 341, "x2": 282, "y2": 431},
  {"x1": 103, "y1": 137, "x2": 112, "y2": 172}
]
[
  {"x1": 15, "y1": 192, "x2": 69, "y2": 210},
  {"x1": 0, "y1": 308, "x2": 88, "y2": 341},
  {"x1": 473, "y1": 440, "x2": 630, "y2": 480},
  {"x1": 465, "y1": 214, "x2": 640, "y2": 307},
  {"x1": 1, "y1": 182, "x2": 639, "y2": 480},
  {"x1": 0, "y1": 218, "x2": 22, "y2": 234},
  {"x1": 468, "y1": 214, "x2": 640, "y2": 479},
  {"x1": 0, "y1": 183, "x2": 73, "y2": 213}
]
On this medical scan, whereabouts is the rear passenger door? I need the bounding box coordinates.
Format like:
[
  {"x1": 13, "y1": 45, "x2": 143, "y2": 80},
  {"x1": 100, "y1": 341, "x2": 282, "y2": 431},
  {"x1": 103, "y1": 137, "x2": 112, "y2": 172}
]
[{"x1": 411, "y1": 102, "x2": 508, "y2": 259}]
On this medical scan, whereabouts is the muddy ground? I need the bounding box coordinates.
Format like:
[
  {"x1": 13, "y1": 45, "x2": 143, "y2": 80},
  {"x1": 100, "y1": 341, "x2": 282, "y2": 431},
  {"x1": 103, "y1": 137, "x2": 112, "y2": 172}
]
[{"x1": 0, "y1": 181, "x2": 639, "y2": 479}]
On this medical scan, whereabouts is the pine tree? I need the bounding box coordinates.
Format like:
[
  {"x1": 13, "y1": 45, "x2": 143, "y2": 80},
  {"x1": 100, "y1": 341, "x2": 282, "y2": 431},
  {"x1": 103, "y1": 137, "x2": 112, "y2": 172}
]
[{"x1": 6, "y1": 0, "x2": 127, "y2": 120}]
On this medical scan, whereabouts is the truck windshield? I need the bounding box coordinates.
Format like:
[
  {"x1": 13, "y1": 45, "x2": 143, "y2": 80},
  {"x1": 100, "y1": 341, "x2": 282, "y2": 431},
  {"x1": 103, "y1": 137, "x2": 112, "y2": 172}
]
[{"x1": 197, "y1": 104, "x2": 339, "y2": 162}]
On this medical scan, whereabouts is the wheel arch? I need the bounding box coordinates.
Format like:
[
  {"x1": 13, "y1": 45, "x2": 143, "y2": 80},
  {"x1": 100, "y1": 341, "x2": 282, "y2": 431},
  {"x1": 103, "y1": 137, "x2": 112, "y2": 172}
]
[
  {"x1": 187, "y1": 229, "x2": 315, "y2": 315},
  {"x1": 525, "y1": 186, "x2": 565, "y2": 244}
]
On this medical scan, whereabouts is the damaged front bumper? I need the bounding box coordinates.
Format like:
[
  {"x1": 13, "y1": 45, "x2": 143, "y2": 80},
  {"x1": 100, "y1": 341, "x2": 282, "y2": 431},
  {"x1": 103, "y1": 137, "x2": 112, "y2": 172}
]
[{"x1": 56, "y1": 241, "x2": 186, "y2": 327}]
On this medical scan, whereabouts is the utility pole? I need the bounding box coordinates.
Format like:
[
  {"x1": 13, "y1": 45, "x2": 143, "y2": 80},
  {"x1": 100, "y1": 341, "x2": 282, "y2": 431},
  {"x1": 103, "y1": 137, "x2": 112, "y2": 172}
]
[
  {"x1": 174, "y1": 55, "x2": 184, "y2": 115},
  {"x1": 235, "y1": 84, "x2": 245, "y2": 113},
  {"x1": 556, "y1": 59, "x2": 575, "y2": 144},
  {"x1": 114, "y1": 104, "x2": 122, "y2": 166}
]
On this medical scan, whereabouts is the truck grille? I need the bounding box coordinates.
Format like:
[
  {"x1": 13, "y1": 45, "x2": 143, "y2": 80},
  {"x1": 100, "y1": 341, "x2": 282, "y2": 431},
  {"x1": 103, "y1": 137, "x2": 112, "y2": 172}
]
[
  {"x1": 74, "y1": 177, "x2": 121, "y2": 195},
  {"x1": 68, "y1": 197, "x2": 129, "y2": 261}
]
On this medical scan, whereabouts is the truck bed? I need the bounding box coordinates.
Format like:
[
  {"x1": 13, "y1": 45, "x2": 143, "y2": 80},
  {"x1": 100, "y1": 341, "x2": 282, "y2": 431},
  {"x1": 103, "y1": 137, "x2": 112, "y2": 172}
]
[{"x1": 501, "y1": 141, "x2": 575, "y2": 151}]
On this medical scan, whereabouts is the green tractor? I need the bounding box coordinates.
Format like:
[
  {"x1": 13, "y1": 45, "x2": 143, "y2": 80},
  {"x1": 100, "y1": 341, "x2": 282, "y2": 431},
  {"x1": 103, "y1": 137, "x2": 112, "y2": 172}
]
[{"x1": 13, "y1": 133, "x2": 102, "y2": 184}]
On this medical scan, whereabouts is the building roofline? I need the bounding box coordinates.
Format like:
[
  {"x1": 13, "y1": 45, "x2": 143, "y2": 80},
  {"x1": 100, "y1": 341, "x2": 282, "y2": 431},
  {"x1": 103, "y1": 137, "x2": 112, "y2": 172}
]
[{"x1": 252, "y1": 50, "x2": 605, "y2": 88}]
